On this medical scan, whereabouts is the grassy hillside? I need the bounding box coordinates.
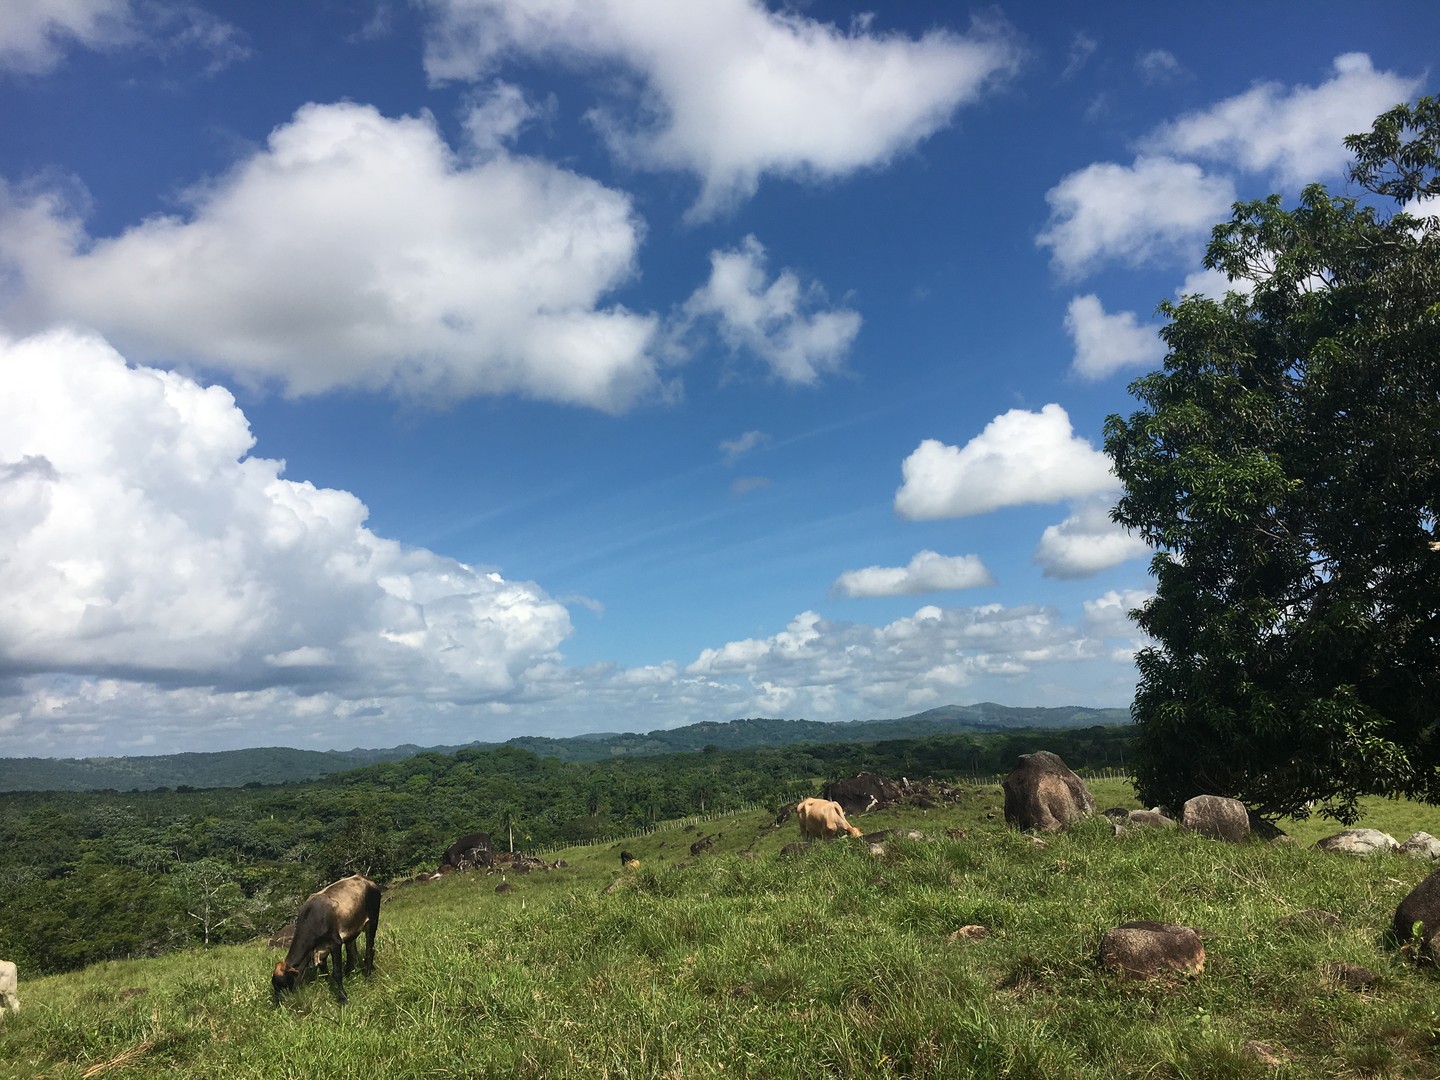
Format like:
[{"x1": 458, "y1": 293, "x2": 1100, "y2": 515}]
[{"x1": 7, "y1": 778, "x2": 1440, "y2": 1078}]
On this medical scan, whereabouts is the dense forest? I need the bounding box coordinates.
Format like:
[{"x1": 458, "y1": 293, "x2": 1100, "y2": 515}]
[{"x1": 0, "y1": 724, "x2": 1132, "y2": 975}]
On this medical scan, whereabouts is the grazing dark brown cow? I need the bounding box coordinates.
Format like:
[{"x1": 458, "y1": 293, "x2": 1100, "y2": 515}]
[{"x1": 271, "y1": 875, "x2": 380, "y2": 1005}]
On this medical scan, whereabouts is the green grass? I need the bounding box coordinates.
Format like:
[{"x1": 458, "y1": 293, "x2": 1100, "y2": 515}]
[{"x1": 7, "y1": 780, "x2": 1440, "y2": 1078}]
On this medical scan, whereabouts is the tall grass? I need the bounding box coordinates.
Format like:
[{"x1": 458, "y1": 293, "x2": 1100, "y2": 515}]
[{"x1": 6, "y1": 780, "x2": 1440, "y2": 1078}]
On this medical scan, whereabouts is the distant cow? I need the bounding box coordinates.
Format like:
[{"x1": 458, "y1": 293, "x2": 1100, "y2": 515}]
[
  {"x1": 0, "y1": 960, "x2": 18, "y2": 1016},
  {"x1": 796, "y1": 797, "x2": 863, "y2": 840},
  {"x1": 444, "y1": 831, "x2": 493, "y2": 870},
  {"x1": 271, "y1": 875, "x2": 380, "y2": 1005}
]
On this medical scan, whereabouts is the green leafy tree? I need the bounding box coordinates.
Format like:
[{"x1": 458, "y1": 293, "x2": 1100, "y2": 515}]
[{"x1": 1106, "y1": 97, "x2": 1440, "y2": 822}]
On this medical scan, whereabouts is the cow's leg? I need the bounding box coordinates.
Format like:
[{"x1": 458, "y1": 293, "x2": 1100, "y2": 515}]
[
  {"x1": 330, "y1": 942, "x2": 347, "y2": 1004},
  {"x1": 343, "y1": 939, "x2": 358, "y2": 975}
]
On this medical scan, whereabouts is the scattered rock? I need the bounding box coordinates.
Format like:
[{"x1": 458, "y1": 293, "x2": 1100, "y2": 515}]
[
  {"x1": 947, "y1": 925, "x2": 989, "y2": 942},
  {"x1": 119, "y1": 987, "x2": 149, "y2": 1000},
  {"x1": 494, "y1": 882, "x2": 514, "y2": 894},
  {"x1": 1314, "y1": 829, "x2": 1399, "y2": 856},
  {"x1": 1393, "y1": 866, "x2": 1440, "y2": 958},
  {"x1": 1108, "y1": 808, "x2": 1178, "y2": 836},
  {"x1": 689, "y1": 834, "x2": 717, "y2": 856},
  {"x1": 1242, "y1": 1041, "x2": 1286, "y2": 1068},
  {"x1": 1128, "y1": 809, "x2": 1176, "y2": 829},
  {"x1": 1181, "y1": 795, "x2": 1250, "y2": 842},
  {"x1": 945, "y1": 828, "x2": 968, "y2": 840},
  {"x1": 1098, "y1": 921, "x2": 1205, "y2": 979},
  {"x1": 779, "y1": 842, "x2": 809, "y2": 857},
  {"x1": 1399, "y1": 832, "x2": 1440, "y2": 860},
  {"x1": 1324, "y1": 961, "x2": 1377, "y2": 990},
  {"x1": 444, "y1": 831, "x2": 494, "y2": 871},
  {"x1": 823, "y1": 772, "x2": 903, "y2": 815},
  {"x1": 1002, "y1": 751, "x2": 1096, "y2": 832}
]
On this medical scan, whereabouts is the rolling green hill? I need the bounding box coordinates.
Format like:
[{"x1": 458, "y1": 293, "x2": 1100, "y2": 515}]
[
  {"x1": 5, "y1": 777, "x2": 1438, "y2": 1079},
  {"x1": 0, "y1": 703, "x2": 1128, "y2": 791}
]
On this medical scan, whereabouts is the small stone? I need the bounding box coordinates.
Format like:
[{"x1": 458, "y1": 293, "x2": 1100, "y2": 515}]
[
  {"x1": 1399, "y1": 832, "x2": 1440, "y2": 860},
  {"x1": 1314, "y1": 829, "x2": 1399, "y2": 856},
  {"x1": 947, "y1": 925, "x2": 988, "y2": 942},
  {"x1": 1325, "y1": 961, "x2": 1377, "y2": 990},
  {"x1": 1099, "y1": 921, "x2": 1205, "y2": 979},
  {"x1": 1242, "y1": 1041, "x2": 1285, "y2": 1067}
]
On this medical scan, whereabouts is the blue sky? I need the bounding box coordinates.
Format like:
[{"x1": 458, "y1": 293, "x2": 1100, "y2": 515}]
[{"x1": 1, "y1": 1, "x2": 1435, "y2": 757}]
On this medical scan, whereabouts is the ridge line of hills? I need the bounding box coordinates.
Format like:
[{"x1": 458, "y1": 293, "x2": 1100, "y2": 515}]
[{"x1": 0, "y1": 702, "x2": 1128, "y2": 792}]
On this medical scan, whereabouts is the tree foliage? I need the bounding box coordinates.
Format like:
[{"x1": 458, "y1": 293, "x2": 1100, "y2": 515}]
[{"x1": 1106, "y1": 97, "x2": 1440, "y2": 822}]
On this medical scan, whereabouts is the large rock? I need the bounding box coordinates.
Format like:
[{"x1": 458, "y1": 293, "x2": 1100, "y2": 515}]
[
  {"x1": 822, "y1": 772, "x2": 904, "y2": 815},
  {"x1": 1314, "y1": 829, "x2": 1399, "y2": 856},
  {"x1": 443, "y1": 830, "x2": 493, "y2": 870},
  {"x1": 1001, "y1": 751, "x2": 1095, "y2": 832},
  {"x1": 1099, "y1": 921, "x2": 1205, "y2": 979},
  {"x1": 1393, "y1": 866, "x2": 1440, "y2": 957},
  {"x1": 1399, "y1": 832, "x2": 1440, "y2": 861},
  {"x1": 1181, "y1": 795, "x2": 1250, "y2": 842}
]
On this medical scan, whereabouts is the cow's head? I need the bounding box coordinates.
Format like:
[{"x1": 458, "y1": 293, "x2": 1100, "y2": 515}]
[{"x1": 272, "y1": 961, "x2": 300, "y2": 1003}]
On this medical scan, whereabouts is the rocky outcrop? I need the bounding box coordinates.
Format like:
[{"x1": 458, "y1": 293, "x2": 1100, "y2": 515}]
[
  {"x1": 1001, "y1": 752, "x2": 1095, "y2": 832},
  {"x1": 1181, "y1": 795, "x2": 1250, "y2": 842}
]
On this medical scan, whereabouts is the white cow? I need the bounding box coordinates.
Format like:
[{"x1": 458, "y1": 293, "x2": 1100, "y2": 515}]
[
  {"x1": 796, "y1": 797, "x2": 863, "y2": 840},
  {"x1": 0, "y1": 960, "x2": 19, "y2": 1015}
]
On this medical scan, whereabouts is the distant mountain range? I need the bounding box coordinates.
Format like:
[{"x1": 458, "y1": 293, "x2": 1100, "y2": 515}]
[{"x1": 0, "y1": 702, "x2": 1128, "y2": 792}]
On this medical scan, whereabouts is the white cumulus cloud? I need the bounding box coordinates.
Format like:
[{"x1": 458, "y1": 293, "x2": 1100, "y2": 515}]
[
  {"x1": 1064, "y1": 294, "x2": 1166, "y2": 380},
  {"x1": 831, "y1": 550, "x2": 994, "y2": 599},
  {"x1": 419, "y1": 0, "x2": 1022, "y2": 215},
  {"x1": 895, "y1": 404, "x2": 1115, "y2": 520},
  {"x1": 684, "y1": 235, "x2": 860, "y2": 385},
  {"x1": 1037, "y1": 155, "x2": 1236, "y2": 278},
  {"x1": 1033, "y1": 497, "x2": 1149, "y2": 579},
  {"x1": 0, "y1": 101, "x2": 660, "y2": 412},
  {"x1": 0, "y1": 327, "x2": 573, "y2": 704},
  {"x1": 0, "y1": 0, "x2": 247, "y2": 76},
  {"x1": 1144, "y1": 53, "x2": 1422, "y2": 187},
  {"x1": 0, "y1": 0, "x2": 132, "y2": 73}
]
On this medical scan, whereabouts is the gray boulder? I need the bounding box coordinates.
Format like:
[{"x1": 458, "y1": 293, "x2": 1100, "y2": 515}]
[
  {"x1": 1394, "y1": 866, "x2": 1440, "y2": 958},
  {"x1": 1314, "y1": 828, "x2": 1399, "y2": 856},
  {"x1": 1181, "y1": 795, "x2": 1250, "y2": 842},
  {"x1": 1099, "y1": 921, "x2": 1205, "y2": 979},
  {"x1": 1399, "y1": 832, "x2": 1440, "y2": 860},
  {"x1": 1001, "y1": 751, "x2": 1095, "y2": 832}
]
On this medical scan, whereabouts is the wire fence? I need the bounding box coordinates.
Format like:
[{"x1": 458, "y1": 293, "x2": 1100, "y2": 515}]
[{"x1": 523, "y1": 767, "x2": 1136, "y2": 858}]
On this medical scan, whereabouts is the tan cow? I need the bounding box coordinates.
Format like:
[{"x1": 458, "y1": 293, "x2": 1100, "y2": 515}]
[
  {"x1": 796, "y1": 797, "x2": 863, "y2": 840},
  {"x1": 0, "y1": 960, "x2": 18, "y2": 1016},
  {"x1": 272, "y1": 874, "x2": 380, "y2": 1005}
]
